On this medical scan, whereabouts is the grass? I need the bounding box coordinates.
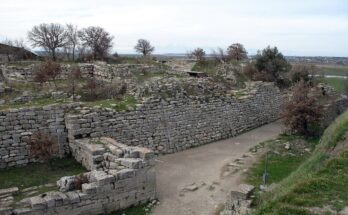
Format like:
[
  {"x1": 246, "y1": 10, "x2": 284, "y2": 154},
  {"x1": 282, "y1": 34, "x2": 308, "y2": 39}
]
[
  {"x1": 0, "y1": 97, "x2": 68, "y2": 111},
  {"x1": 251, "y1": 110, "x2": 348, "y2": 214},
  {"x1": 317, "y1": 65, "x2": 348, "y2": 76},
  {"x1": 322, "y1": 77, "x2": 346, "y2": 93},
  {"x1": 0, "y1": 157, "x2": 86, "y2": 189},
  {"x1": 86, "y1": 95, "x2": 138, "y2": 111}
]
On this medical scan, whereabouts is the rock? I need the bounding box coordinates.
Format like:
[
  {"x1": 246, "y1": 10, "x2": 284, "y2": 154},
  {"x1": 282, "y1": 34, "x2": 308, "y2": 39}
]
[
  {"x1": 340, "y1": 206, "x2": 348, "y2": 215},
  {"x1": 231, "y1": 184, "x2": 255, "y2": 200},
  {"x1": 182, "y1": 183, "x2": 199, "y2": 192},
  {"x1": 0, "y1": 187, "x2": 19, "y2": 196},
  {"x1": 284, "y1": 142, "x2": 291, "y2": 150},
  {"x1": 57, "y1": 176, "x2": 76, "y2": 192}
]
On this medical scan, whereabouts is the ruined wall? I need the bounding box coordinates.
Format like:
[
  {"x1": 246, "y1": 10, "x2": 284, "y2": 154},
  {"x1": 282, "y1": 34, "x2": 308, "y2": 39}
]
[
  {"x1": 0, "y1": 63, "x2": 162, "y2": 83},
  {"x1": 65, "y1": 82, "x2": 283, "y2": 154},
  {"x1": 4, "y1": 138, "x2": 156, "y2": 215},
  {"x1": 0, "y1": 104, "x2": 79, "y2": 168}
]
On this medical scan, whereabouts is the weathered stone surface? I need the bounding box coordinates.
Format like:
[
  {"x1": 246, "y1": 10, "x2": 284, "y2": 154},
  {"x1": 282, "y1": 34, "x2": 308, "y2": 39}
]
[
  {"x1": 7, "y1": 138, "x2": 156, "y2": 215},
  {"x1": 0, "y1": 187, "x2": 19, "y2": 196}
]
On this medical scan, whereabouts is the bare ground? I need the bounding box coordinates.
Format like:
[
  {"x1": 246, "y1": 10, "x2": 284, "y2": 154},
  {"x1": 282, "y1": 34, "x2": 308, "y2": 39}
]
[{"x1": 152, "y1": 121, "x2": 283, "y2": 215}]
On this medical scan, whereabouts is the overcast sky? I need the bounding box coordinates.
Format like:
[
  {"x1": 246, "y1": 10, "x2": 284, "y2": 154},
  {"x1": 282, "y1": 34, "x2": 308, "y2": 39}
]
[{"x1": 0, "y1": 0, "x2": 347, "y2": 56}]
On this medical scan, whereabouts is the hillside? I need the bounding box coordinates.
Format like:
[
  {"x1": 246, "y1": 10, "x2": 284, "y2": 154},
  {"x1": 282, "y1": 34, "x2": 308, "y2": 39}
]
[{"x1": 252, "y1": 110, "x2": 348, "y2": 214}]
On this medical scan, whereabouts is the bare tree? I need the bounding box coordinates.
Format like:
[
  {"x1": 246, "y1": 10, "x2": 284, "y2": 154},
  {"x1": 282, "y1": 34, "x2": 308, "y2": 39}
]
[
  {"x1": 78, "y1": 26, "x2": 113, "y2": 60},
  {"x1": 1, "y1": 38, "x2": 14, "y2": 61},
  {"x1": 27, "y1": 23, "x2": 67, "y2": 61},
  {"x1": 212, "y1": 47, "x2": 228, "y2": 63},
  {"x1": 227, "y1": 43, "x2": 248, "y2": 61},
  {"x1": 65, "y1": 24, "x2": 79, "y2": 61},
  {"x1": 189, "y1": 48, "x2": 206, "y2": 62},
  {"x1": 134, "y1": 39, "x2": 155, "y2": 56}
]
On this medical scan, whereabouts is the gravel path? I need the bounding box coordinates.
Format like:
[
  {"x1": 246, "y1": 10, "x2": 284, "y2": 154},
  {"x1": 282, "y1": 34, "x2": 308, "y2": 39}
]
[{"x1": 152, "y1": 121, "x2": 282, "y2": 215}]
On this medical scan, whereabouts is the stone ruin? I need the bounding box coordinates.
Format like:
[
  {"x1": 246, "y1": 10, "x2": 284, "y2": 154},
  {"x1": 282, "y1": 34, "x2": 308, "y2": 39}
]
[
  {"x1": 0, "y1": 137, "x2": 156, "y2": 215},
  {"x1": 220, "y1": 184, "x2": 255, "y2": 215}
]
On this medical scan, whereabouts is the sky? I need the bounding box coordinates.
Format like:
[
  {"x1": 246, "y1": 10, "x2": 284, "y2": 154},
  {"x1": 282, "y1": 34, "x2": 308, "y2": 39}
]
[{"x1": 0, "y1": 0, "x2": 347, "y2": 56}]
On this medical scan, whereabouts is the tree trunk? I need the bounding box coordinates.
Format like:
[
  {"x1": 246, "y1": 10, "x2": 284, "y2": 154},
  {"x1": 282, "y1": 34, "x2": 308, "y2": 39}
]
[
  {"x1": 52, "y1": 49, "x2": 56, "y2": 61},
  {"x1": 72, "y1": 45, "x2": 75, "y2": 61}
]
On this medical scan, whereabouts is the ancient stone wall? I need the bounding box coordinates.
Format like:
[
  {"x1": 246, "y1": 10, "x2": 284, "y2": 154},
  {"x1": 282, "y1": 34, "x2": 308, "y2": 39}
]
[
  {"x1": 65, "y1": 82, "x2": 283, "y2": 154},
  {"x1": 0, "y1": 104, "x2": 79, "y2": 168},
  {"x1": 3, "y1": 137, "x2": 156, "y2": 215},
  {"x1": 0, "y1": 63, "x2": 162, "y2": 83}
]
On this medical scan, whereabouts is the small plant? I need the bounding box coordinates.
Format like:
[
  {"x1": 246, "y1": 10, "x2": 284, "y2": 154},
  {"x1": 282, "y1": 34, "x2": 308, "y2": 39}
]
[
  {"x1": 26, "y1": 132, "x2": 59, "y2": 162},
  {"x1": 73, "y1": 174, "x2": 89, "y2": 190},
  {"x1": 33, "y1": 61, "x2": 62, "y2": 89}
]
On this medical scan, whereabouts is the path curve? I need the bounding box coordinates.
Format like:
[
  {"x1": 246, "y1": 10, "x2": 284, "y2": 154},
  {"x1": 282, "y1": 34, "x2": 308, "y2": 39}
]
[{"x1": 153, "y1": 121, "x2": 282, "y2": 215}]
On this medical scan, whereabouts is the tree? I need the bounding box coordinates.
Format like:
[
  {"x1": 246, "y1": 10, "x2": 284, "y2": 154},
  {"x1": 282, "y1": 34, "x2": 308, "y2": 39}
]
[
  {"x1": 282, "y1": 80, "x2": 323, "y2": 136},
  {"x1": 78, "y1": 26, "x2": 113, "y2": 60},
  {"x1": 227, "y1": 43, "x2": 248, "y2": 61},
  {"x1": 28, "y1": 23, "x2": 67, "y2": 61},
  {"x1": 189, "y1": 48, "x2": 206, "y2": 62},
  {"x1": 291, "y1": 64, "x2": 316, "y2": 84},
  {"x1": 212, "y1": 47, "x2": 228, "y2": 63},
  {"x1": 134, "y1": 39, "x2": 155, "y2": 56},
  {"x1": 255, "y1": 46, "x2": 291, "y2": 86},
  {"x1": 65, "y1": 24, "x2": 79, "y2": 61}
]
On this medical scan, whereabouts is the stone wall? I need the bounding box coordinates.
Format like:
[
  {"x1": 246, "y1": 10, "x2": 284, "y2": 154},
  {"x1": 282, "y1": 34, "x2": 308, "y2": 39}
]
[
  {"x1": 0, "y1": 63, "x2": 162, "y2": 83},
  {"x1": 2, "y1": 137, "x2": 156, "y2": 215},
  {"x1": 65, "y1": 82, "x2": 282, "y2": 154},
  {"x1": 0, "y1": 104, "x2": 79, "y2": 168}
]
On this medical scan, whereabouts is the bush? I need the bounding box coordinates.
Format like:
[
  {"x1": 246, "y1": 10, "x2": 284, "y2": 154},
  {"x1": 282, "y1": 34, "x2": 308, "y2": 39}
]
[
  {"x1": 255, "y1": 46, "x2": 291, "y2": 87},
  {"x1": 291, "y1": 64, "x2": 316, "y2": 84},
  {"x1": 80, "y1": 78, "x2": 127, "y2": 101},
  {"x1": 33, "y1": 61, "x2": 62, "y2": 89},
  {"x1": 26, "y1": 132, "x2": 59, "y2": 161},
  {"x1": 282, "y1": 80, "x2": 323, "y2": 137}
]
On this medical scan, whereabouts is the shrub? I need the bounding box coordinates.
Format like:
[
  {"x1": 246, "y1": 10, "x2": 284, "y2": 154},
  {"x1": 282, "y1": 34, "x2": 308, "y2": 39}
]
[
  {"x1": 33, "y1": 61, "x2": 62, "y2": 89},
  {"x1": 255, "y1": 46, "x2": 291, "y2": 87},
  {"x1": 80, "y1": 78, "x2": 127, "y2": 101},
  {"x1": 282, "y1": 80, "x2": 323, "y2": 137},
  {"x1": 26, "y1": 132, "x2": 59, "y2": 161},
  {"x1": 291, "y1": 64, "x2": 316, "y2": 84}
]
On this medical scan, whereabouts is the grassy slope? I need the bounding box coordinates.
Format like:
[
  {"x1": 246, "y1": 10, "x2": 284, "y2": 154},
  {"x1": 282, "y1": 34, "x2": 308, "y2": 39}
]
[{"x1": 253, "y1": 110, "x2": 348, "y2": 214}]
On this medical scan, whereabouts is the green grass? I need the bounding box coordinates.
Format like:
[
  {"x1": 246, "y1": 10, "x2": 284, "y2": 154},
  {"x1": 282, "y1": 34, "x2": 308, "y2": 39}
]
[
  {"x1": 252, "y1": 110, "x2": 348, "y2": 214},
  {"x1": 324, "y1": 77, "x2": 346, "y2": 93},
  {"x1": 0, "y1": 157, "x2": 86, "y2": 189},
  {"x1": 87, "y1": 95, "x2": 138, "y2": 111}
]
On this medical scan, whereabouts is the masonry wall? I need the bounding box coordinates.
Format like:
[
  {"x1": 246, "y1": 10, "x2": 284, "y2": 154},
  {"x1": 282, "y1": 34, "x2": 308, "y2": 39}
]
[
  {"x1": 0, "y1": 104, "x2": 79, "y2": 168},
  {"x1": 4, "y1": 138, "x2": 156, "y2": 215},
  {"x1": 0, "y1": 63, "x2": 162, "y2": 83},
  {"x1": 65, "y1": 83, "x2": 283, "y2": 154}
]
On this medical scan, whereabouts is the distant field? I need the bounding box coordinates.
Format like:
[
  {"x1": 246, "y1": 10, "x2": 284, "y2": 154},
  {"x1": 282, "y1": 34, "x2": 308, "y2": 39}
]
[{"x1": 316, "y1": 64, "x2": 348, "y2": 76}]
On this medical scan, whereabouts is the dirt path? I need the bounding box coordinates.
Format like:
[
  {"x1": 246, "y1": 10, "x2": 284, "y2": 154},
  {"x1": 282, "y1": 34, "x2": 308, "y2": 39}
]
[{"x1": 152, "y1": 121, "x2": 282, "y2": 215}]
